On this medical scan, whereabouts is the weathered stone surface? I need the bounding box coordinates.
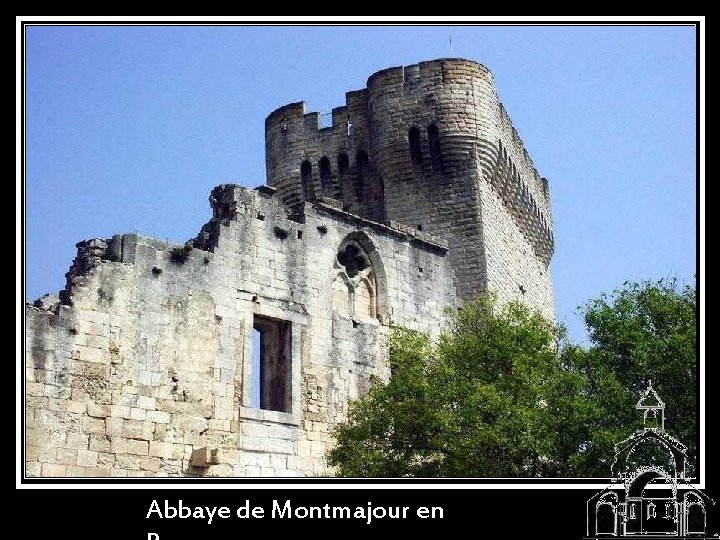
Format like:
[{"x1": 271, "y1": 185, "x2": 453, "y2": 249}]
[{"x1": 25, "y1": 58, "x2": 554, "y2": 477}]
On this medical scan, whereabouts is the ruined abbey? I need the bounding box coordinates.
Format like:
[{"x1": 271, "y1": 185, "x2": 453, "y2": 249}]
[{"x1": 25, "y1": 59, "x2": 555, "y2": 477}]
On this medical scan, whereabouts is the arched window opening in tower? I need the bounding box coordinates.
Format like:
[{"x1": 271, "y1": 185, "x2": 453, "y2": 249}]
[
  {"x1": 338, "y1": 153, "x2": 349, "y2": 183},
  {"x1": 338, "y1": 153, "x2": 351, "y2": 206},
  {"x1": 428, "y1": 123, "x2": 443, "y2": 173},
  {"x1": 300, "y1": 160, "x2": 314, "y2": 201},
  {"x1": 319, "y1": 156, "x2": 333, "y2": 196},
  {"x1": 408, "y1": 126, "x2": 423, "y2": 167},
  {"x1": 356, "y1": 151, "x2": 369, "y2": 201}
]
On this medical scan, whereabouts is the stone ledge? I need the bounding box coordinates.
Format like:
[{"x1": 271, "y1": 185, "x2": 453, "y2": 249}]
[{"x1": 239, "y1": 407, "x2": 300, "y2": 426}]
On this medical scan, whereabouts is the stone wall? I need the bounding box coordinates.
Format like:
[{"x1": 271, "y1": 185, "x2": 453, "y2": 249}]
[{"x1": 25, "y1": 185, "x2": 455, "y2": 477}]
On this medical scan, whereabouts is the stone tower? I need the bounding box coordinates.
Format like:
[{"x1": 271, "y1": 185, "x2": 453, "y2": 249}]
[
  {"x1": 25, "y1": 58, "x2": 555, "y2": 478},
  {"x1": 266, "y1": 58, "x2": 554, "y2": 316}
]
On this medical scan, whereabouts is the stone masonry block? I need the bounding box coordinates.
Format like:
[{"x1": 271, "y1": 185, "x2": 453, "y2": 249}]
[
  {"x1": 146, "y1": 410, "x2": 171, "y2": 424},
  {"x1": 149, "y1": 441, "x2": 173, "y2": 459},
  {"x1": 110, "y1": 438, "x2": 128, "y2": 454},
  {"x1": 56, "y1": 448, "x2": 78, "y2": 465},
  {"x1": 140, "y1": 456, "x2": 162, "y2": 472},
  {"x1": 105, "y1": 417, "x2": 124, "y2": 437},
  {"x1": 135, "y1": 395, "x2": 156, "y2": 410},
  {"x1": 130, "y1": 407, "x2": 147, "y2": 420},
  {"x1": 123, "y1": 419, "x2": 154, "y2": 441},
  {"x1": 41, "y1": 463, "x2": 67, "y2": 477},
  {"x1": 89, "y1": 435, "x2": 111, "y2": 452},
  {"x1": 77, "y1": 448, "x2": 98, "y2": 467},
  {"x1": 87, "y1": 403, "x2": 112, "y2": 418},
  {"x1": 126, "y1": 439, "x2": 149, "y2": 455},
  {"x1": 110, "y1": 405, "x2": 132, "y2": 419},
  {"x1": 83, "y1": 417, "x2": 106, "y2": 435},
  {"x1": 65, "y1": 432, "x2": 90, "y2": 450}
]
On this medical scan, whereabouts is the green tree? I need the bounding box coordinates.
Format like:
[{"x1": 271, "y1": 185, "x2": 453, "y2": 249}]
[
  {"x1": 567, "y1": 278, "x2": 697, "y2": 476},
  {"x1": 327, "y1": 278, "x2": 697, "y2": 478},
  {"x1": 327, "y1": 297, "x2": 587, "y2": 477}
]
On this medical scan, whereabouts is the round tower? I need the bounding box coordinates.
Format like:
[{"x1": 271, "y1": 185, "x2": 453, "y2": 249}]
[{"x1": 365, "y1": 59, "x2": 500, "y2": 299}]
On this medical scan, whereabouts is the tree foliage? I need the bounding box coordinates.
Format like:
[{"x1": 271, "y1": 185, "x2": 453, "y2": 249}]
[
  {"x1": 565, "y1": 278, "x2": 697, "y2": 476},
  {"x1": 327, "y1": 278, "x2": 697, "y2": 478},
  {"x1": 328, "y1": 297, "x2": 585, "y2": 477}
]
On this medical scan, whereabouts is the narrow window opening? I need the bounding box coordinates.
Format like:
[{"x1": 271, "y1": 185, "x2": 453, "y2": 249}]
[
  {"x1": 338, "y1": 153, "x2": 349, "y2": 181},
  {"x1": 296, "y1": 230, "x2": 303, "y2": 240},
  {"x1": 338, "y1": 153, "x2": 350, "y2": 203},
  {"x1": 427, "y1": 123, "x2": 442, "y2": 172},
  {"x1": 300, "y1": 160, "x2": 314, "y2": 201},
  {"x1": 408, "y1": 127, "x2": 423, "y2": 166},
  {"x1": 356, "y1": 151, "x2": 369, "y2": 201},
  {"x1": 251, "y1": 328, "x2": 261, "y2": 408},
  {"x1": 319, "y1": 156, "x2": 333, "y2": 195},
  {"x1": 253, "y1": 315, "x2": 292, "y2": 413}
]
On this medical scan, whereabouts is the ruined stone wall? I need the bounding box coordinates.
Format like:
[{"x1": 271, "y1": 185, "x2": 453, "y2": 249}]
[{"x1": 25, "y1": 185, "x2": 455, "y2": 477}]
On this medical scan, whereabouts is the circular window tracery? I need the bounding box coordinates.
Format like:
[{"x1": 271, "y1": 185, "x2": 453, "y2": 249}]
[
  {"x1": 332, "y1": 240, "x2": 377, "y2": 320},
  {"x1": 336, "y1": 243, "x2": 370, "y2": 278}
]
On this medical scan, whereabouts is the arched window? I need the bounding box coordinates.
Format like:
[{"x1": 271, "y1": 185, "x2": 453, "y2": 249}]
[
  {"x1": 331, "y1": 232, "x2": 387, "y2": 323},
  {"x1": 408, "y1": 127, "x2": 423, "y2": 166},
  {"x1": 356, "y1": 151, "x2": 369, "y2": 201},
  {"x1": 427, "y1": 123, "x2": 442, "y2": 172},
  {"x1": 333, "y1": 241, "x2": 376, "y2": 320},
  {"x1": 319, "y1": 156, "x2": 333, "y2": 195},
  {"x1": 300, "y1": 160, "x2": 314, "y2": 201}
]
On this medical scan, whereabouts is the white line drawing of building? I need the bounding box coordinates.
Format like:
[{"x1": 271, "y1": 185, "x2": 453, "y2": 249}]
[{"x1": 586, "y1": 382, "x2": 716, "y2": 538}]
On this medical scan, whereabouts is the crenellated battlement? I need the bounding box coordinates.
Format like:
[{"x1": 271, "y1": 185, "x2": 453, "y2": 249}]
[{"x1": 265, "y1": 89, "x2": 369, "y2": 135}]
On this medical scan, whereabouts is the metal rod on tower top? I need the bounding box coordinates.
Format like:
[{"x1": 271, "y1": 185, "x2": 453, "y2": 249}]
[{"x1": 449, "y1": 26, "x2": 454, "y2": 56}]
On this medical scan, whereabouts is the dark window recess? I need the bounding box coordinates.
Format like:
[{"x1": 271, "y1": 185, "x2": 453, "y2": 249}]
[
  {"x1": 300, "y1": 161, "x2": 314, "y2": 201},
  {"x1": 427, "y1": 124, "x2": 442, "y2": 172},
  {"x1": 337, "y1": 244, "x2": 369, "y2": 278},
  {"x1": 338, "y1": 153, "x2": 349, "y2": 182},
  {"x1": 252, "y1": 315, "x2": 292, "y2": 413},
  {"x1": 319, "y1": 156, "x2": 333, "y2": 195},
  {"x1": 338, "y1": 153, "x2": 350, "y2": 204},
  {"x1": 408, "y1": 127, "x2": 423, "y2": 166},
  {"x1": 356, "y1": 150, "x2": 369, "y2": 201}
]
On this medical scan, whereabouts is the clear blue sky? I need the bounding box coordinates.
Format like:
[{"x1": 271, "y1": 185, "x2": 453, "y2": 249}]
[{"x1": 24, "y1": 24, "x2": 698, "y2": 342}]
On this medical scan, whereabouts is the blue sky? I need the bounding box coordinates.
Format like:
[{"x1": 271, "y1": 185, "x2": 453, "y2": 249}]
[{"x1": 23, "y1": 24, "x2": 698, "y2": 342}]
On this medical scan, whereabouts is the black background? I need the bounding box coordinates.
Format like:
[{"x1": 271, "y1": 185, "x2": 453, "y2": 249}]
[{"x1": 15, "y1": 484, "x2": 718, "y2": 538}]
